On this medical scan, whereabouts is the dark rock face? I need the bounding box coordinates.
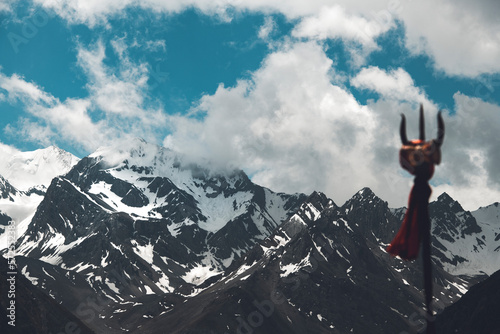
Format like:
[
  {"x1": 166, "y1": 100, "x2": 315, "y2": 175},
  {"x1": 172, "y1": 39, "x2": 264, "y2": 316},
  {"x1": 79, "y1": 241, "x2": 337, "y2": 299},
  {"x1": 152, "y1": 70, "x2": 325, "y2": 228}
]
[
  {"x1": 132, "y1": 190, "x2": 472, "y2": 334},
  {"x1": 435, "y1": 269, "x2": 500, "y2": 334},
  {"x1": 0, "y1": 257, "x2": 95, "y2": 334},
  {"x1": 0, "y1": 211, "x2": 12, "y2": 227},
  {"x1": 0, "y1": 175, "x2": 17, "y2": 201},
  {"x1": 341, "y1": 187, "x2": 401, "y2": 244},
  {"x1": 431, "y1": 193, "x2": 482, "y2": 241},
  {"x1": 25, "y1": 186, "x2": 46, "y2": 197}
]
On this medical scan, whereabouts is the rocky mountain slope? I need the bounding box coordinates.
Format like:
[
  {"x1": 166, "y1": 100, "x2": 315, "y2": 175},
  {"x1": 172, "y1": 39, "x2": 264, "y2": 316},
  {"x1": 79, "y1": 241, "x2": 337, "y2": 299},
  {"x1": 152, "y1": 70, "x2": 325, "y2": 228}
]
[
  {"x1": 134, "y1": 189, "x2": 474, "y2": 333},
  {"x1": 2, "y1": 141, "x2": 499, "y2": 333},
  {"x1": 0, "y1": 257, "x2": 95, "y2": 334},
  {"x1": 10, "y1": 139, "x2": 305, "y2": 332},
  {"x1": 435, "y1": 268, "x2": 500, "y2": 333}
]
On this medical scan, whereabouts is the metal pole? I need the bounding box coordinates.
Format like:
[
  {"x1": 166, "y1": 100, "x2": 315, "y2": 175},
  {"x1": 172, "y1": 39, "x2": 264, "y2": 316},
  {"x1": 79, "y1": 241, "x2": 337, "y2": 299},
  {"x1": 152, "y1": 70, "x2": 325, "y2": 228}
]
[{"x1": 416, "y1": 178, "x2": 435, "y2": 334}]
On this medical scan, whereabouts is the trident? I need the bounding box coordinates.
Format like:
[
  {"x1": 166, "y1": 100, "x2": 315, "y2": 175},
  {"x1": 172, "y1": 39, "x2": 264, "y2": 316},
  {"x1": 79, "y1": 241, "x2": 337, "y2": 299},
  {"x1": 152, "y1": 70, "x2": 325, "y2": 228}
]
[{"x1": 387, "y1": 104, "x2": 445, "y2": 334}]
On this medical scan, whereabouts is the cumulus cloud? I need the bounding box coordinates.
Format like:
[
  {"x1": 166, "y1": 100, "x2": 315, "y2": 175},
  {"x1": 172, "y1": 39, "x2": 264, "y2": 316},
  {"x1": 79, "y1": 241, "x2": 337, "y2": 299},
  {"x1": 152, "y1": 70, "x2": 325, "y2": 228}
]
[
  {"x1": 165, "y1": 41, "x2": 397, "y2": 205},
  {"x1": 0, "y1": 72, "x2": 109, "y2": 151},
  {"x1": 353, "y1": 72, "x2": 500, "y2": 210},
  {"x1": 399, "y1": 0, "x2": 500, "y2": 77},
  {"x1": 292, "y1": 5, "x2": 394, "y2": 66},
  {"x1": 351, "y1": 67, "x2": 428, "y2": 103},
  {"x1": 165, "y1": 43, "x2": 500, "y2": 210},
  {"x1": 430, "y1": 94, "x2": 500, "y2": 209}
]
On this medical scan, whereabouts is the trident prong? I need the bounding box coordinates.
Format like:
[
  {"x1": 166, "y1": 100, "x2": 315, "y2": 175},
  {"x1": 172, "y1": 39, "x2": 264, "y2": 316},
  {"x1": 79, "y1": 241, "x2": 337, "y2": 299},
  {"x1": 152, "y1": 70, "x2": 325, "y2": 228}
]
[
  {"x1": 400, "y1": 114, "x2": 409, "y2": 145},
  {"x1": 399, "y1": 104, "x2": 445, "y2": 146},
  {"x1": 419, "y1": 104, "x2": 425, "y2": 141},
  {"x1": 436, "y1": 111, "x2": 445, "y2": 147}
]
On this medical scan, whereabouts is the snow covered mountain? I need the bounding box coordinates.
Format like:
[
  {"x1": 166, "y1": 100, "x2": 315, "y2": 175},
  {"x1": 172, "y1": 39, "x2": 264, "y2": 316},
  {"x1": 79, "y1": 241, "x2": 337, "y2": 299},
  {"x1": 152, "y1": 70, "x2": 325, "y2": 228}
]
[
  {"x1": 130, "y1": 189, "x2": 471, "y2": 333},
  {"x1": 4, "y1": 140, "x2": 500, "y2": 333},
  {"x1": 14, "y1": 139, "x2": 305, "y2": 315},
  {"x1": 0, "y1": 145, "x2": 79, "y2": 191},
  {"x1": 430, "y1": 194, "x2": 500, "y2": 276},
  {"x1": 0, "y1": 146, "x2": 79, "y2": 251},
  {"x1": 0, "y1": 176, "x2": 44, "y2": 250}
]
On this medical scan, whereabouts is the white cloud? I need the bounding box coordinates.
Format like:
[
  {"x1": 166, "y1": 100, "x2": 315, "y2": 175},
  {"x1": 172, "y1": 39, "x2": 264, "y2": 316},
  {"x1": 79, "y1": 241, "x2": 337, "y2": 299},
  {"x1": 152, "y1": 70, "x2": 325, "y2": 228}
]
[
  {"x1": 76, "y1": 40, "x2": 167, "y2": 127},
  {"x1": 0, "y1": 73, "x2": 55, "y2": 105},
  {"x1": 0, "y1": 3, "x2": 10, "y2": 12},
  {"x1": 1, "y1": 39, "x2": 167, "y2": 152},
  {"x1": 292, "y1": 5, "x2": 392, "y2": 51},
  {"x1": 399, "y1": 0, "x2": 500, "y2": 77},
  {"x1": 435, "y1": 93, "x2": 500, "y2": 192},
  {"x1": 291, "y1": 5, "x2": 396, "y2": 67},
  {"x1": 4, "y1": 118, "x2": 55, "y2": 147},
  {"x1": 110, "y1": 35, "x2": 128, "y2": 58},
  {"x1": 33, "y1": 0, "x2": 237, "y2": 26},
  {"x1": 3, "y1": 1, "x2": 498, "y2": 211},
  {"x1": 0, "y1": 0, "x2": 19, "y2": 12},
  {"x1": 165, "y1": 47, "x2": 500, "y2": 210},
  {"x1": 351, "y1": 66, "x2": 430, "y2": 105},
  {"x1": 37, "y1": 98, "x2": 110, "y2": 149},
  {"x1": 77, "y1": 40, "x2": 146, "y2": 117},
  {"x1": 0, "y1": 142, "x2": 20, "y2": 157},
  {"x1": 0, "y1": 72, "x2": 109, "y2": 151},
  {"x1": 165, "y1": 41, "x2": 392, "y2": 205},
  {"x1": 258, "y1": 16, "x2": 276, "y2": 41},
  {"x1": 33, "y1": 0, "x2": 500, "y2": 77},
  {"x1": 352, "y1": 69, "x2": 500, "y2": 210}
]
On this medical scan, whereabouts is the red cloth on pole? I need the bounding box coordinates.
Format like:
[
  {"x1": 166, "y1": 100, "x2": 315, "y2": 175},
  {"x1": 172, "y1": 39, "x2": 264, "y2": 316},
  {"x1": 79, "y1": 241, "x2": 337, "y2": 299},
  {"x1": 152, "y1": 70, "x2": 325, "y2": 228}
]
[{"x1": 387, "y1": 179, "x2": 432, "y2": 260}]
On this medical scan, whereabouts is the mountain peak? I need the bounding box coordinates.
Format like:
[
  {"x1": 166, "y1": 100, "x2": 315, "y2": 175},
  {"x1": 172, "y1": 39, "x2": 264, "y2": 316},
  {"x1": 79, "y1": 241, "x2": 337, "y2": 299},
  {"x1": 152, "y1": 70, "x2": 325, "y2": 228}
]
[
  {"x1": 345, "y1": 187, "x2": 383, "y2": 205},
  {"x1": 307, "y1": 191, "x2": 336, "y2": 208},
  {"x1": 358, "y1": 187, "x2": 375, "y2": 197},
  {"x1": 287, "y1": 191, "x2": 336, "y2": 225},
  {"x1": 435, "y1": 192, "x2": 465, "y2": 212},
  {"x1": 0, "y1": 145, "x2": 79, "y2": 190},
  {"x1": 90, "y1": 137, "x2": 163, "y2": 158},
  {"x1": 437, "y1": 192, "x2": 453, "y2": 202},
  {"x1": 89, "y1": 138, "x2": 178, "y2": 173},
  {"x1": 88, "y1": 138, "x2": 248, "y2": 183}
]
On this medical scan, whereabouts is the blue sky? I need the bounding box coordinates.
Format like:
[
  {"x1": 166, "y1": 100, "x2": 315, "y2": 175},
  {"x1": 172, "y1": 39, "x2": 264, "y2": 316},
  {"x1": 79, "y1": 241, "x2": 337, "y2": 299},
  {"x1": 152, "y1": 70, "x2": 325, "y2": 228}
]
[{"x1": 1, "y1": 1, "x2": 499, "y2": 210}]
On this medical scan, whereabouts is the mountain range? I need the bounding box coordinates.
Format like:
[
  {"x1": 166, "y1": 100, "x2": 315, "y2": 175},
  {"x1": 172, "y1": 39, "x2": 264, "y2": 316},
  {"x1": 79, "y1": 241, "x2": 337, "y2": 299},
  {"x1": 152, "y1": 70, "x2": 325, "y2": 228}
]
[{"x1": 1, "y1": 140, "x2": 499, "y2": 333}]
